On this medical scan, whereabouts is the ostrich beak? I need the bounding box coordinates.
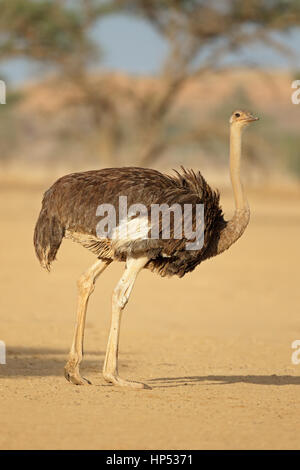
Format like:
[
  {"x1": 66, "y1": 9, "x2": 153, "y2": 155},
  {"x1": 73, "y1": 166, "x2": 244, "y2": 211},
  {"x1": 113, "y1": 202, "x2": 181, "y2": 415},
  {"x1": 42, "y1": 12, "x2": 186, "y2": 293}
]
[{"x1": 247, "y1": 115, "x2": 259, "y2": 122}]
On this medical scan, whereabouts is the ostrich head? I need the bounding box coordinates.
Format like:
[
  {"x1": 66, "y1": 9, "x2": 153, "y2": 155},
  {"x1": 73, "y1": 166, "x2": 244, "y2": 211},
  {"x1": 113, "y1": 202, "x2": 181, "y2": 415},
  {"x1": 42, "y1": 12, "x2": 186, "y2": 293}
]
[{"x1": 229, "y1": 110, "x2": 259, "y2": 129}]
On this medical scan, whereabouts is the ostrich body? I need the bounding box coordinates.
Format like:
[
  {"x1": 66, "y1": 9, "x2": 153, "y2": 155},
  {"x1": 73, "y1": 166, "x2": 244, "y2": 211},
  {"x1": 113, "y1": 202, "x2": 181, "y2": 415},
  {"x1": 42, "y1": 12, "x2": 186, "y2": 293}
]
[{"x1": 34, "y1": 110, "x2": 258, "y2": 389}]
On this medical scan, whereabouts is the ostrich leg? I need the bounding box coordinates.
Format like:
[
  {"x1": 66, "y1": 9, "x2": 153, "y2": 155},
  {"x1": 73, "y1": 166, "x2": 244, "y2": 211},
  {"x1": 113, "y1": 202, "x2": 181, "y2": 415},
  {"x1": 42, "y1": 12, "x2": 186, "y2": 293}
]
[
  {"x1": 103, "y1": 256, "x2": 150, "y2": 389},
  {"x1": 65, "y1": 259, "x2": 111, "y2": 385}
]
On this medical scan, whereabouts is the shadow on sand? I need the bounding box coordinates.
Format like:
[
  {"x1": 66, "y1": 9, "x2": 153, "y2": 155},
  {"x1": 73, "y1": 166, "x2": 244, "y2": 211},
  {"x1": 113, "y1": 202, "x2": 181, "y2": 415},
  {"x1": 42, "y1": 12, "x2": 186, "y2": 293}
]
[
  {"x1": 149, "y1": 375, "x2": 300, "y2": 387},
  {"x1": 0, "y1": 346, "x2": 105, "y2": 378},
  {"x1": 1, "y1": 347, "x2": 300, "y2": 387}
]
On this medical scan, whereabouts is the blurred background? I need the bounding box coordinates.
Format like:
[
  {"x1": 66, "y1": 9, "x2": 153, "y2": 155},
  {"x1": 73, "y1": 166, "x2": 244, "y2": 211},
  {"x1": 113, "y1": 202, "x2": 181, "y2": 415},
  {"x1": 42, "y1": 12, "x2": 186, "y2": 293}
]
[
  {"x1": 0, "y1": 0, "x2": 300, "y2": 187},
  {"x1": 1, "y1": 2, "x2": 300, "y2": 450}
]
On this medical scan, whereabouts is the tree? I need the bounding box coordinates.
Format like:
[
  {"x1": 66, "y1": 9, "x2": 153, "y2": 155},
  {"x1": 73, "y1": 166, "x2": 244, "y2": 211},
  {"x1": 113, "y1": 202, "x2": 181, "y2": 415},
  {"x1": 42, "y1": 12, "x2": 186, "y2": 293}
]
[
  {"x1": 0, "y1": 0, "x2": 125, "y2": 163},
  {"x1": 117, "y1": 0, "x2": 300, "y2": 165},
  {"x1": 1, "y1": 0, "x2": 300, "y2": 166}
]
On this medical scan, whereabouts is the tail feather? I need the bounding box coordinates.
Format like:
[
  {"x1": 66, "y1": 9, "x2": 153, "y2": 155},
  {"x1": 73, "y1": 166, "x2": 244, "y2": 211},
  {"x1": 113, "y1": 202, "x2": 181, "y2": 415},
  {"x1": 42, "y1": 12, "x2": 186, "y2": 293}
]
[{"x1": 34, "y1": 208, "x2": 64, "y2": 271}]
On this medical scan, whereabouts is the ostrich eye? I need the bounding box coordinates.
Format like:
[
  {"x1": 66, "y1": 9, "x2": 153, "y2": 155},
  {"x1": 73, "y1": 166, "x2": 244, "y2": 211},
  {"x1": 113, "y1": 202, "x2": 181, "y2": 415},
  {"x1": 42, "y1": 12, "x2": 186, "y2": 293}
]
[{"x1": 235, "y1": 112, "x2": 240, "y2": 118}]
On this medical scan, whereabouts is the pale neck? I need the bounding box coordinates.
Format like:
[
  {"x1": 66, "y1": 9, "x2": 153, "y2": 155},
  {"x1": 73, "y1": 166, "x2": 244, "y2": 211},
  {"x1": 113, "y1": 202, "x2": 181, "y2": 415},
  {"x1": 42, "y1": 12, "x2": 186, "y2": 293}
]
[{"x1": 230, "y1": 125, "x2": 248, "y2": 211}]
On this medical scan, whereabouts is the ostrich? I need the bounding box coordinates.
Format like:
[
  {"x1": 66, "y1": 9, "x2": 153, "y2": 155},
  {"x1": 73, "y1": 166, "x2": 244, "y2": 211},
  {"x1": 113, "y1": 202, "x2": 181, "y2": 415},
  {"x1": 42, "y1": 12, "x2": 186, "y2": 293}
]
[{"x1": 34, "y1": 110, "x2": 258, "y2": 389}]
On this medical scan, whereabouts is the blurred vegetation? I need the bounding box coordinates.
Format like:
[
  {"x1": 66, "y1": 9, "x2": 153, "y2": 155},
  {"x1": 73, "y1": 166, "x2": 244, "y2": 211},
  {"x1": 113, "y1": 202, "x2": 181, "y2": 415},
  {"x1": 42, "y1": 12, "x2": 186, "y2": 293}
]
[
  {"x1": 0, "y1": 0, "x2": 299, "y2": 180},
  {"x1": 279, "y1": 134, "x2": 300, "y2": 178}
]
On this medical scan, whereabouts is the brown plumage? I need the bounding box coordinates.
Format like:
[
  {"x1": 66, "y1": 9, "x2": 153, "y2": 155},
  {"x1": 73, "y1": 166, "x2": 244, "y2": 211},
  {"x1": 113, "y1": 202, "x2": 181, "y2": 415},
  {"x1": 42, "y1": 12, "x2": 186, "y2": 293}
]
[
  {"x1": 33, "y1": 110, "x2": 258, "y2": 389},
  {"x1": 34, "y1": 166, "x2": 226, "y2": 278}
]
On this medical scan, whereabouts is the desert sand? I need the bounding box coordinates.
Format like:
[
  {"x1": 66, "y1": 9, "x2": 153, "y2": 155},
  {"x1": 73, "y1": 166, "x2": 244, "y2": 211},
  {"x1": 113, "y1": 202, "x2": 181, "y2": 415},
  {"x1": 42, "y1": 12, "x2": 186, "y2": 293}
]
[{"x1": 0, "y1": 180, "x2": 300, "y2": 450}]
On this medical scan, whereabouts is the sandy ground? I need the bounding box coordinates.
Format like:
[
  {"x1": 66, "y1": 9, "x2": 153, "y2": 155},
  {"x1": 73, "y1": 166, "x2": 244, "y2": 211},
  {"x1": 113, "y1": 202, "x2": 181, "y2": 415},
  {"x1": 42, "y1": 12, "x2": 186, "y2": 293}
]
[{"x1": 0, "y1": 180, "x2": 300, "y2": 450}]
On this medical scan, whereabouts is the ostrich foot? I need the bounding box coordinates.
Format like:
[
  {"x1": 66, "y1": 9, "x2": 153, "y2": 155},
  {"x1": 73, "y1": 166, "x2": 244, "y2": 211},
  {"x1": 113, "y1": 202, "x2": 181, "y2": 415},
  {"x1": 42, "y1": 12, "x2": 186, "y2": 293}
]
[
  {"x1": 64, "y1": 363, "x2": 91, "y2": 385},
  {"x1": 103, "y1": 373, "x2": 151, "y2": 390}
]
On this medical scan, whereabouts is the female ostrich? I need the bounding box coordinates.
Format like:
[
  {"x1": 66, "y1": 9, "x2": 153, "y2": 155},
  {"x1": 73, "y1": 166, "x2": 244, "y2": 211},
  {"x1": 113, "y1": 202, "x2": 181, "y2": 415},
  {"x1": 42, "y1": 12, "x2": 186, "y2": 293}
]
[{"x1": 34, "y1": 110, "x2": 258, "y2": 389}]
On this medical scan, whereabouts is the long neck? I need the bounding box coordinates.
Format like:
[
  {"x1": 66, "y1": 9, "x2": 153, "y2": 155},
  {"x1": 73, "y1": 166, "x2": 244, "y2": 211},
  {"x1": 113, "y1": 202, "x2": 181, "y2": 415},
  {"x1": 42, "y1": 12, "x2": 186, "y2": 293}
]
[
  {"x1": 216, "y1": 124, "x2": 250, "y2": 254},
  {"x1": 230, "y1": 125, "x2": 248, "y2": 210}
]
